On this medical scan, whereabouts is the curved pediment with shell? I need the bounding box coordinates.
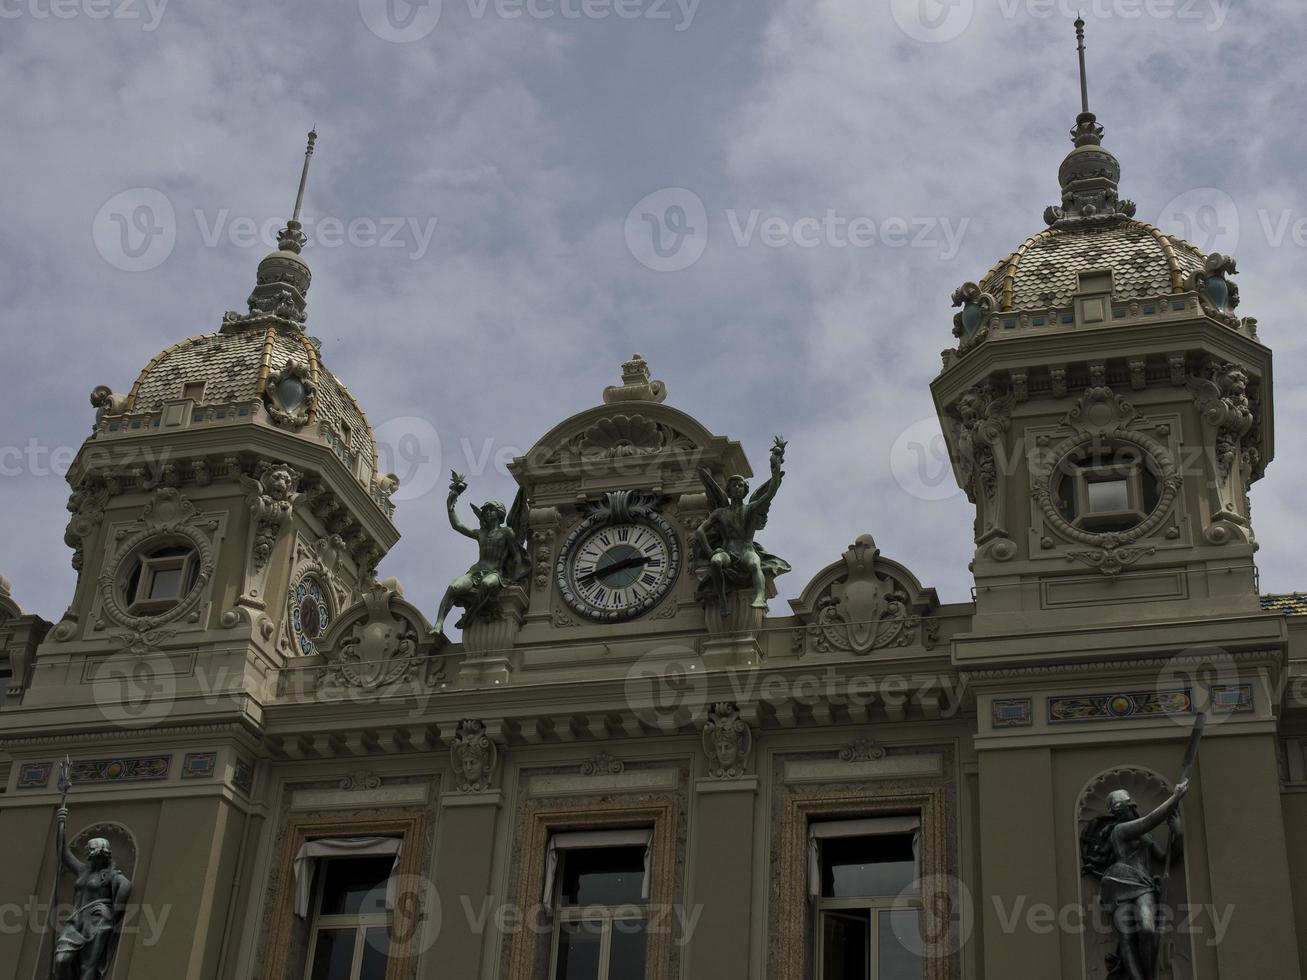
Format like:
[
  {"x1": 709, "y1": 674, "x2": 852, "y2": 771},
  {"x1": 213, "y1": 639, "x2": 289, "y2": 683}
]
[
  {"x1": 313, "y1": 583, "x2": 443, "y2": 693},
  {"x1": 790, "y1": 534, "x2": 941, "y2": 656},
  {"x1": 514, "y1": 402, "x2": 749, "y2": 494}
]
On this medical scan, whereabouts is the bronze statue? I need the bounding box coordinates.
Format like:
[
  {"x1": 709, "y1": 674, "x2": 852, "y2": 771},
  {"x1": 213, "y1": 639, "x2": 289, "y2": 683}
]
[
  {"x1": 694, "y1": 436, "x2": 791, "y2": 610},
  {"x1": 1080, "y1": 778, "x2": 1189, "y2": 980},
  {"x1": 434, "y1": 471, "x2": 528, "y2": 634},
  {"x1": 51, "y1": 807, "x2": 132, "y2": 980}
]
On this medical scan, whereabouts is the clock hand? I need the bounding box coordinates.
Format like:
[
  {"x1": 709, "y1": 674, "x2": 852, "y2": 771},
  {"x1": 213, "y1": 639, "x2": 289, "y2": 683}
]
[{"x1": 578, "y1": 554, "x2": 649, "y2": 585}]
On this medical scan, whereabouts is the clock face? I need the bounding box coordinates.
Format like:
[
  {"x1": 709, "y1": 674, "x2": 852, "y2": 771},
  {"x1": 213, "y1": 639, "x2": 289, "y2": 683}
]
[
  {"x1": 557, "y1": 511, "x2": 681, "y2": 622},
  {"x1": 290, "y1": 575, "x2": 333, "y2": 654}
]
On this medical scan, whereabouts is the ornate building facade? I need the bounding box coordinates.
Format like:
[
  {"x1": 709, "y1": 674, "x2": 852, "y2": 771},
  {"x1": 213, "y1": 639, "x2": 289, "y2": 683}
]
[{"x1": 2, "y1": 33, "x2": 1306, "y2": 980}]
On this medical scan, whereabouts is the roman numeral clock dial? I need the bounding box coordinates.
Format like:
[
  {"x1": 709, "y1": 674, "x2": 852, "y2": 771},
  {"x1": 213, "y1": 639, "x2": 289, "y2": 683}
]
[{"x1": 556, "y1": 508, "x2": 682, "y2": 623}]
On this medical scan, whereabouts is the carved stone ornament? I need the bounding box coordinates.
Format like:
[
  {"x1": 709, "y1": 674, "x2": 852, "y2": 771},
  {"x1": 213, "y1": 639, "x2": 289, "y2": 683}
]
[
  {"x1": 315, "y1": 583, "x2": 441, "y2": 693},
  {"x1": 263, "y1": 357, "x2": 316, "y2": 428},
  {"x1": 339, "y1": 771, "x2": 383, "y2": 791},
  {"x1": 950, "y1": 281, "x2": 997, "y2": 350},
  {"x1": 1188, "y1": 252, "x2": 1240, "y2": 320},
  {"x1": 839, "y1": 738, "x2": 886, "y2": 762},
  {"x1": 241, "y1": 463, "x2": 301, "y2": 572},
  {"x1": 701, "y1": 702, "x2": 751, "y2": 778},
  {"x1": 451, "y1": 719, "x2": 498, "y2": 792},
  {"x1": 548, "y1": 413, "x2": 698, "y2": 463},
  {"x1": 791, "y1": 536, "x2": 939, "y2": 655},
  {"x1": 602, "y1": 353, "x2": 668, "y2": 404},
  {"x1": 949, "y1": 385, "x2": 1015, "y2": 551},
  {"x1": 581, "y1": 752, "x2": 625, "y2": 776},
  {"x1": 95, "y1": 488, "x2": 219, "y2": 645},
  {"x1": 1030, "y1": 387, "x2": 1182, "y2": 572}
]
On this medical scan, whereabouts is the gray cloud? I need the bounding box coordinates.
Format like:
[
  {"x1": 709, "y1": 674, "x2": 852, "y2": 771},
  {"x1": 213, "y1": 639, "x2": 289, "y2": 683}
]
[{"x1": 1, "y1": 0, "x2": 1303, "y2": 623}]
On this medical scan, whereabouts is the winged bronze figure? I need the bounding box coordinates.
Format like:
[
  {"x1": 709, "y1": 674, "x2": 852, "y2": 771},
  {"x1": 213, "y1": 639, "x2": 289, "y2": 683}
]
[{"x1": 693, "y1": 436, "x2": 791, "y2": 611}]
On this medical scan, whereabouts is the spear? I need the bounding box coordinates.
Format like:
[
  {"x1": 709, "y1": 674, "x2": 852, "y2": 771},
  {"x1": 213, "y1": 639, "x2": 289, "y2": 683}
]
[
  {"x1": 47, "y1": 756, "x2": 72, "y2": 980},
  {"x1": 1154, "y1": 712, "x2": 1206, "y2": 979}
]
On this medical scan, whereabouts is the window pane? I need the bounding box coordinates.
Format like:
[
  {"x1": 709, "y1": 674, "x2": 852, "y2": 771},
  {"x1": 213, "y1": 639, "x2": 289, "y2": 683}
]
[
  {"x1": 877, "y1": 909, "x2": 925, "y2": 979},
  {"x1": 559, "y1": 846, "x2": 646, "y2": 907},
  {"x1": 149, "y1": 565, "x2": 184, "y2": 599},
  {"x1": 1086, "y1": 478, "x2": 1129, "y2": 513},
  {"x1": 319, "y1": 856, "x2": 394, "y2": 916},
  {"x1": 822, "y1": 909, "x2": 870, "y2": 980},
  {"x1": 822, "y1": 835, "x2": 916, "y2": 899},
  {"x1": 609, "y1": 917, "x2": 648, "y2": 976},
  {"x1": 308, "y1": 928, "x2": 357, "y2": 980},
  {"x1": 555, "y1": 920, "x2": 602, "y2": 980},
  {"x1": 358, "y1": 926, "x2": 391, "y2": 980}
]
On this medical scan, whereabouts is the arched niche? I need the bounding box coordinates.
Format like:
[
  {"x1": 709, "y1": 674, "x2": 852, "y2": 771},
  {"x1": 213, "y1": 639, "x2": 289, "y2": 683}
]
[{"x1": 1076, "y1": 767, "x2": 1193, "y2": 980}]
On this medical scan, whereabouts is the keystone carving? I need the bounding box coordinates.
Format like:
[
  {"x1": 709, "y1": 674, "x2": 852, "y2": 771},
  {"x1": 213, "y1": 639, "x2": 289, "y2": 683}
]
[
  {"x1": 702, "y1": 702, "x2": 751, "y2": 778},
  {"x1": 451, "y1": 719, "x2": 498, "y2": 792}
]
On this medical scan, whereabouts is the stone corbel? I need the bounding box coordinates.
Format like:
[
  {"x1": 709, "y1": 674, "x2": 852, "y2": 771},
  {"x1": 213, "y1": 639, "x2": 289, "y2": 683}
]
[
  {"x1": 701, "y1": 702, "x2": 753, "y2": 778},
  {"x1": 451, "y1": 719, "x2": 500, "y2": 792},
  {"x1": 950, "y1": 384, "x2": 1015, "y2": 554},
  {"x1": 236, "y1": 462, "x2": 302, "y2": 609},
  {"x1": 1187, "y1": 361, "x2": 1257, "y2": 539}
]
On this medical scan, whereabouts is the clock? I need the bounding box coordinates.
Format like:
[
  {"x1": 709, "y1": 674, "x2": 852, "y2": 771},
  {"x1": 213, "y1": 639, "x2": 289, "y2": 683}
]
[
  {"x1": 557, "y1": 509, "x2": 681, "y2": 622},
  {"x1": 290, "y1": 575, "x2": 333, "y2": 654}
]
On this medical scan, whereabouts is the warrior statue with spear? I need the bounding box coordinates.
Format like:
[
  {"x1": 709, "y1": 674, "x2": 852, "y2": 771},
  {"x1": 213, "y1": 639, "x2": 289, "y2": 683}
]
[
  {"x1": 1080, "y1": 713, "x2": 1206, "y2": 980},
  {"x1": 48, "y1": 758, "x2": 132, "y2": 980}
]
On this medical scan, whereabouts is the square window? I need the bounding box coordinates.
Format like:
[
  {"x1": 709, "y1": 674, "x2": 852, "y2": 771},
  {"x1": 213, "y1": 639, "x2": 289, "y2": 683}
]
[
  {"x1": 1085, "y1": 477, "x2": 1130, "y2": 514},
  {"x1": 182, "y1": 381, "x2": 206, "y2": 402},
  {"x1": 147, "y1": 563, "x2": 185, "y2": 600}
]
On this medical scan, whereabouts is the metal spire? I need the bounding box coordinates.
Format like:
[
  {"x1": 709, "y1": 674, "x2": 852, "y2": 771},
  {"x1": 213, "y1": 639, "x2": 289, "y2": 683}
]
[
  {"x1": 278, "y1": 128, "x2": 318, "y2": 253},
  {"x1": 1075, "y1": 15, "x2": 1090, "y2": 115}
]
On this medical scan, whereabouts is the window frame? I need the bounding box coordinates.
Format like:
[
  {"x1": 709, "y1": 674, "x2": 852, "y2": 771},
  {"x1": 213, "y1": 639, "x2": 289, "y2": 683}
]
[
  {"x1": 773, "y1": 786, "x2": 951, "y2": 980},
  {"x1": 546, "y1": 837, "x2": 651, "y2": 980},
  {"x1": 125, "y1": 545, "x2": 198, "y2": 615},
  {"x1": 812, "y1": 828, "x2": 925, "y2": 980},
  {"x1": 261, "y1": 814, "x2": 428, "y2": 980},
  {"x1": 302, "y1": 854, "x2": 395, "y2": 980},
  {"x1": 506, "y1": 800, "x2": 679, "y2": 980}
]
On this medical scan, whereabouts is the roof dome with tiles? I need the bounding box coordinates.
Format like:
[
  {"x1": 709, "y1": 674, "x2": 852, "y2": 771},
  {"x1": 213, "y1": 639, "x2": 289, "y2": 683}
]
[
  {"x1": 947, "y1": 20, "x2": 1239, "y2": 353},
  {"x1": 98, "y1": 131, "x2": 389, "y2": 507}
]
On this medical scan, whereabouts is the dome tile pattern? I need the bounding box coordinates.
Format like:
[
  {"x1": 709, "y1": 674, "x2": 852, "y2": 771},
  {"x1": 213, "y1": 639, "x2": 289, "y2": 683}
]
[
  {"x1": 980, "y1": 219, "x2": 1209, "y2": 313},
  {"x1": 125, "y1": 324, "x2": 376, "y2": 479}
]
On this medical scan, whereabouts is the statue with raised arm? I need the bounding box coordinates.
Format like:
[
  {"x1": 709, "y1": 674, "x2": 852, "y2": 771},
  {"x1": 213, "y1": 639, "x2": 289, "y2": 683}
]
[
  {"x1": 694, "y1": 436, "x2": 792, "y2": 611},
  {"x1": 51, "y1": 806, "x2": 132, "y2": 980},
  {"x1": 434, "y1": 471, "x2": 529, "y2": 635},
  {"x1": 1080, "y1": 779, "x2": 1189, "y2": 980}
]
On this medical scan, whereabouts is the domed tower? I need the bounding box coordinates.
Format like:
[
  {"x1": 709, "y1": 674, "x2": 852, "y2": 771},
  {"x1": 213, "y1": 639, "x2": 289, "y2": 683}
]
[
  {"x1": 932, "y1": 21, "x2": 1275, "y2": 654},
  {"x1": 33, "y1": 132, "x2": 399, "y2": 708}
]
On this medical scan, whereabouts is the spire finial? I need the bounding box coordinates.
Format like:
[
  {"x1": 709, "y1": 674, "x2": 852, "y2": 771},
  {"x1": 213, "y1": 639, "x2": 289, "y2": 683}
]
[
  {"x1": 1075, "y1": 15, "x2": 1089, "y2": 115},
  {"x1": 278, "y1": 128, "x2": 318, "y2": 254}
]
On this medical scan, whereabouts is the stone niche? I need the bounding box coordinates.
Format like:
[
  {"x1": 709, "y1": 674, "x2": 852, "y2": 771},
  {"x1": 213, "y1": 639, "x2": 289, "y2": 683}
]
[
  {"x1": 1077, "y1": 768, "x2": 1193, "y2": 980},
  {"x1": 38, "y1": 822, "x2": 139, "y2": 978}
]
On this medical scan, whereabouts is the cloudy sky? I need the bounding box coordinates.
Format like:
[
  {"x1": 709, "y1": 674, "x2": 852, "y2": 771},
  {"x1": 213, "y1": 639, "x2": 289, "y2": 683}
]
[{"x1": 2, "y1": 0, "x2": 1303, "y2": 623}]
